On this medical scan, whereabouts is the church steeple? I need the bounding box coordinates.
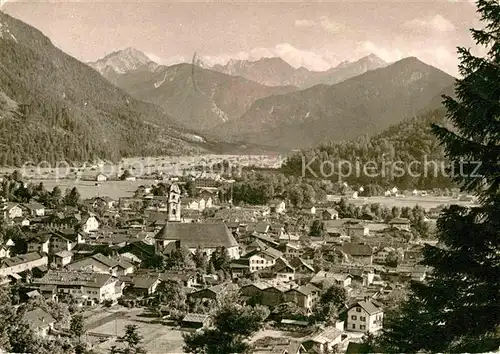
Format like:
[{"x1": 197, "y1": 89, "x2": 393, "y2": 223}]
[{"x1": 167, "y1": 183, "x2": 181, "y2": 222}]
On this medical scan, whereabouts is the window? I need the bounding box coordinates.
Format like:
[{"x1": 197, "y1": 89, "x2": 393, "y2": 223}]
[
  {"x1": 351, "y1": 315, "x2": 357, "y2": 320},
  {"x1": 352, "y1": 324, "x2": 356, "y2": 329},
  {"x1": 360, "y1": 316, "x2": 366, "y2": 321},
  {"x1": 360, "y1": 325, "x2": 366, "y2": 330},
  {"x1": 356, "y1": 307, "x2": 361, "y2": 312}
]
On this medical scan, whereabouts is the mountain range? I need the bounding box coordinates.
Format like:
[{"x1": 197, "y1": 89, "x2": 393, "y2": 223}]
[
  {"x1": 96, "y1": 57, "x2": 296, "y2": 131},
  {"x1": 0, "y1": 10, "x2": 458, "y2": 164},
  {"x1": 211, "y1": 53, "x2": 388, "y2": 88},
  {"x1": 0, "y1": 11, "x2": 208, "y2": 166},
  {"x1": 213, "y1": 57, "x2": 455, "y2": 149}
]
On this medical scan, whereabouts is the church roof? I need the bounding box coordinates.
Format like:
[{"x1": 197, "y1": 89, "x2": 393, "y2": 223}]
[{"x1": 155, "y1": 222, "x2": 238, "y2": 249}]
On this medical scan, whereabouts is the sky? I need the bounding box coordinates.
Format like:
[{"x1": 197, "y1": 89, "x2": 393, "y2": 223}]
[{"x1": 1, "y1": 0, "x2": 485, "y2": 77}]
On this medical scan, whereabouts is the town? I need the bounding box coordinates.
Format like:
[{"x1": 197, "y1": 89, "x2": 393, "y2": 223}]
[{"x1": 0, "y1": 164, "x2": 475, "y2": 354}]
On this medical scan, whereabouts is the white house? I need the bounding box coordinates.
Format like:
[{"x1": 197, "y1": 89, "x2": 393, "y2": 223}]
[
  {"x1": 347, "y1": 300, "x2": 384, "y2": 333},
  {"x1": 96, "y1": 173, "x2": 108, "y2": 182}
]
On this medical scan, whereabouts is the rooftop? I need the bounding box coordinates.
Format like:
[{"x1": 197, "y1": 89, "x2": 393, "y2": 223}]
[{"x1": 155, "y1": 222, "x2": 238, "y2": 249}]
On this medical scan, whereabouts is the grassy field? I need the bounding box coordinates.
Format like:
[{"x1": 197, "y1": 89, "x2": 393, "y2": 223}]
[
  {"x1": 90, "y1": 308, "x2": 186, "y2": 354},
  {"x1": 27, "y1": 179, "x2": 149, "y2": 199},
  {"x1": 329, "y1": 195, "x2": 478, "y2": 210}
]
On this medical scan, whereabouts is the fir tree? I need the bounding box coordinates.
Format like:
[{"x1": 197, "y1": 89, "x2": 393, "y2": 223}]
[{"x1": 380, "y1": 1, "x2": 500, "y2": 352}]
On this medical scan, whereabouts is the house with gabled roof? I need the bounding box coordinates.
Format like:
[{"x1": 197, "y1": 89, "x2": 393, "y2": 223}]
[
  {"x1": 389, "y1": 218, "x2": 411, "y2": 231},
  {"x1": 302, "y1": 326, "x2": 345, "y2": 353},
  {"x1": 310, "y1": 271, "x2": 352, "y2": 289},
  {"x1": 273, "y1": 257, "x2": 315, "y2": 282},
  {"x1": 34, "y1": 270, "x2": 123, "y2": 305},
  {"x1": 283, "y1": 283, "x2": 320, "y2": 310},
  {"x1": 187, "y1": 283, "x2": 239, "y2": 302},
  {"x1": 269, "y1": 199, "x2": 286, "y2": 214},
  {"x1": 52, "y1": 250, "x2": 73, "y2": 267},
  {"x1": 342, "y1": 243, "x2": 373, "y2": 265},
  {"x1": 23, "y1": 308, "x2": 55, "y2": 337},
  {"x1": 48, "y1": 229, "x2": 86, "y2": 254},
  {"x1": 0, "y1": 252, "x2": 48, "y2": 277},
  {"x1": 68, "y1": 253, "x2": 134, "y2": 276},
  {"x1": 243, "y1": 247, "x2": 284, "y2": 273},
  {"x1": 347, "y1": 300, "x2": 384, "y2": 333},
  {"x1": 253, "y1": 337, "x2": 305, "y2": 354},
  {"x1": 322, "y1": 208, "x2": 339, "y2": 220},
  {"x1": 23, "y1": 202, "x2": 45, "y2": 217}
]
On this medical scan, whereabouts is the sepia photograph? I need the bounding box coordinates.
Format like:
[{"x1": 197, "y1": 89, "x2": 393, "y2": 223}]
[{"x1": 0, "y1": 0, "x2": 498, "y2": 353}]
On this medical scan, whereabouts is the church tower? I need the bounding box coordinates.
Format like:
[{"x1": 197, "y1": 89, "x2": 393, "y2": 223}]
[{"x1": 167, "y1": 183, "x2": 181, "y2": 222}]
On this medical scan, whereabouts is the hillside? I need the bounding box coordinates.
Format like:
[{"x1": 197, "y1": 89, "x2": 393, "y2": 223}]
[
  {"x1": 0, "y1": 11, "x2": 205, "y2": 166},
  {"x1": 107, "y1": 61, "x2": 297, "y2": 131},
  {"x1": 214, "y1": 57, "x2": 455, "y2": 150},
  {"x1": 211, "y1": 54, "x2": 387, "y2": 88},
  {"x1": 282, "y1": 109, "x2": 454, "y2": 189}
]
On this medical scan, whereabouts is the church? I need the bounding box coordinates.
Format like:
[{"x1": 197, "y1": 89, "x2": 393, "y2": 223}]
[{"x1": 154, "y1": 184, "x2": 240, "y2": 259}]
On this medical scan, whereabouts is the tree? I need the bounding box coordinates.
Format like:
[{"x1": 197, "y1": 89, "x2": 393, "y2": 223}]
[
  {"x1": 165, "y1": 246, "x2": 196, "y2": 271},
  {"x1": 193, "y1": 247, "x2": 208, "y2": 272},
  {"x1": 46, "y1": 186, "x2": 62, "y2": 209},
  {"x1": 114, "y1": 324, "x2": 146, "y2": 354},
  {"x1": 154, "y1": 279, "x2": 187, "y2": 313},
  {"x1": 311, "y1": 285, "x2": 347, "y2": 324},
  {"x1": 64, "y1": 187, "x2": 81, "y2": 207},
  {"x1": 120, "y1": 170, "x2": 132, "y2": 181},
  {"x1": 210, "y1": 247, "x2": 230, "y2": 272},
  {"x1": 70, "y1": 313, "x2": 85, "y2": 341},
  {"x1": 183, "y1": 303, "x2": 269, "y2": 354},
  {"x1": 380, "y1": 1, "x2": 500, "y2": 352},
  {"x1": 309, "y1": 219, "x2": 324, "y2": 237}
]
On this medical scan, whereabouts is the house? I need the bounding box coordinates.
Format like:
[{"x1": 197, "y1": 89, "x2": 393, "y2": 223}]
[
  {"x1": 346, "y1": 222, "x2": 369, "y2": 237},
  {"x1": 34, "y1": 270, "x2": 123, "y2": 305},
  {"x1": 122, "y1": 275, "x2": 160, "y2": 297},
  {"x1": 52, "y1": 250, "x2": 73, "y2": 267},
  {"x1": 49, "y1": 230, "x2": 86, "y2": 254},
  {"x1": 389, "y1": 218, "x2": 411, "y2": 231},
  {"x1": 302, "y1": 205, "x2": 316, "y2": 215},
  {"x1": 310, "y1": 271, "x2": 352, "y2": 289},
  {"x1": 269, "y1": 200, "x2": 286, "y2": 214},
  {"x1": 403, "y1": 245, "x2": 424, "y2": 265},
  {"x1": 1, "y1": 203, "x2": 23, "y2": 220},
  {"x1": 24, "y1": 202, "x2": 45, "y2": 217},
  {"x1": 322, "y1": 208, "x2": 339, "y2": 220},
  {"x1": 0, "y1": 244, "x2": 10, "y2": 259},
  {"x1": 260, "y1": 284, "x2": 288, "y2": 307},
  {"x1": 96, "y1": 173, "x2": 107, "y2": 182},
  {"x1": 347, "y1": 300, "x2": 384, "y2": 333},
  {"x1": 342, "y1": 243, "x2": 373, "y2": 265},
  {"x1": 155, "y1": 223, "x2": 240, "y2": 259},
  {"x1": 302, "y1": 327, "x2": 344, "y2": 353},
  {"x1": 240, "y1": 282, "x2": 270, "y2": 299},
  {"x1": 118, "y1": 241, "x2": 155, "y2": 264},
  {"x1": 283, "y1": 243, "x2": 303, "y2": 259},
  {"x1": 68, "y1": 253, "x2": 134, "y2": 276},
  {"x1": 23, "y1": 308, "x2": 55, "y2": 337},
  {"x1": 373, "y1": 247, "x2": 396, "y2": 264},
  {"x1": 283, "y1": 283, "x2": 320, "y2": 310},
  {"x1": 81, "y1": 213, "x2": 100, "y2": 233},
  {"x1": 188, "y1": 283, "x2": 239, "y2": 302},
  {"x1": 28, "y1": 233, "x2": 51, "y2": 254},
  {"x1": 244, "y1": 247, "x2": 283, "y2": 273},
  {"x1": 252, "y1": 337, "x2": 305, "y2": 354},
  {"x1": 274, "y1": 257, "x2": 315, "y2": 282},
  {"x1": 181, "y1": 313, "x2": 211, "y2": 329},
  {"x1": 0, "y1": 252, "x2": 48, "y2": 277}
]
